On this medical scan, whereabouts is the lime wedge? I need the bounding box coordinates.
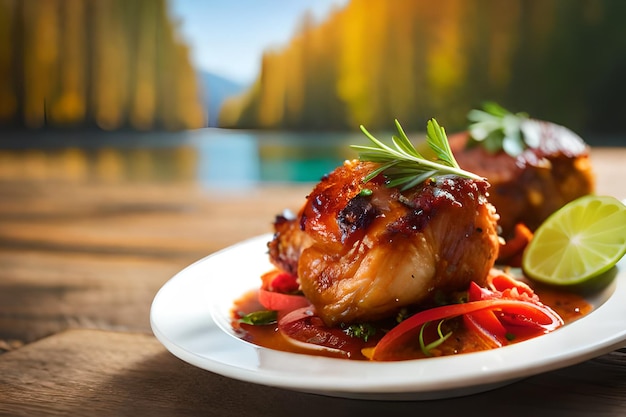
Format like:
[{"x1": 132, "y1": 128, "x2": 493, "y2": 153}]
[{"x1": 522, "y1": 195, "x2": 626, "y2": 285}]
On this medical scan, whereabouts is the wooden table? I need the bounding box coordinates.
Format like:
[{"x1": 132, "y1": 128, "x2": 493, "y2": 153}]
[{"x1": 1, "y1": 147, "x2": 625, "y2": 417}]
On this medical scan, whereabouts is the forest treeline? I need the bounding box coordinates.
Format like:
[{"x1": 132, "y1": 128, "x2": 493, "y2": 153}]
[
  {"x1": 219, "y1": 0, "x2": 626, "y2": 134},
  {"x1": 0, "y1": 0, "x2": 204, "y2": 131}
]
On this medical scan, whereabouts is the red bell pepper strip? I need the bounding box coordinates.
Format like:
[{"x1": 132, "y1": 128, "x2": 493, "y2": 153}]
[
  {"x1": 486, "y1": 269, "x2": 537, "y2": 300},
  {"x1": 258, "y1": 288, "x2": 310, "y2": 312},
  {"x1": 277, "y1": 307, "x2": 366, "y2": 358},
  {"x1": 465, "y1": 280, "x2": 514, "y2": 347},
  {"x1": 497, "y1": 223, "x2": 533, "y2": 267},
  {"x1": 371, "y1": 298, "x2": 563, "y2": 361},
  {"x1": 257, "y1": 269, "x2": 308, "y2": 312},
  {"x1": 463, "y1": 309, "x2": 507, "y2": 347},
  {"x1": 261, "y1": 270, "x2": 300, "y2": 293},
  {"x1": 464, "y1": 272, "x2": 554, "y2": 347}
]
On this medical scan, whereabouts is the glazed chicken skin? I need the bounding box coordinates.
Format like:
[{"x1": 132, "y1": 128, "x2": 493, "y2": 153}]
[{"x1": 268, "y1": 160, "x2": 500, "y2": 326}]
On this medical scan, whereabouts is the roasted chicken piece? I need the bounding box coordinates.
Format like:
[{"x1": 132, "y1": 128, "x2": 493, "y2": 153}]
[
  {"x1": 449, "y1": 106, "x2": 595, "y2": 239},
  {"x1": 268, "y1": 159, "x2": 500, "y2": 326}
]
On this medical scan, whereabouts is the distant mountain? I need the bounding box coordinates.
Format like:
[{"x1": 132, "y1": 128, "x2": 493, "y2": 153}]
[{"x1": 196, "y1": 71, "x2": 247, "y2": 127}]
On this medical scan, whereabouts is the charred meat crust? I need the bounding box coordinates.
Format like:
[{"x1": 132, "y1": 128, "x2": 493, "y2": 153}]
[{"x1": 337, "y1": 194, "x2": 379, "y2": 243}]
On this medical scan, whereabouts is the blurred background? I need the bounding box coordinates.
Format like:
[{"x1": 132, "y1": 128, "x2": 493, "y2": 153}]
[{"x1": 1, "y1": 0, "x2": 625, "y2": 187}]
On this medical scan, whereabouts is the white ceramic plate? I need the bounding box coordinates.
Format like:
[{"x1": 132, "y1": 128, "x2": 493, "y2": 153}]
[{"x1": 150, "y1": 234, "x2": 626, "y2": 400}]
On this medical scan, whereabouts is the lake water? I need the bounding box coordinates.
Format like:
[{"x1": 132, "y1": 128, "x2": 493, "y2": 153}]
[
  {"x1": 0, "y1": 128, "x2": 370, "y2": 188},
  {"x1": 1, "y1": 128, "x2": 622, "y2": 189},
  {"x1": 192, "y1": 129, "x2": 367, "y2": 187}
]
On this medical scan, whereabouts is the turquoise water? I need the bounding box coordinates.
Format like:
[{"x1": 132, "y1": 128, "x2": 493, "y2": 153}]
[{"x1": 192, "y1": 129, "x2": 367, "y2": 187}]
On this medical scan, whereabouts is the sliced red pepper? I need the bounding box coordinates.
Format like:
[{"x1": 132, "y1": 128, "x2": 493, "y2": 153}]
[
  {"x1": 486, "y1": 269, "x2": 536, "y2": 300},
  {"x1": 464, "y1": 272, "x2": 555, "y2": 347},
  {"x1": 371, "y1": 298, "x2": 563, "y2": 361},
  {"x1": 277, "y1": 307, "x2": 367, "y2": 358},
  {"x1": 258, "y1": 288, "x2": 310, "y2": 312},
  {"x1": 261, "y1": 270, "x2": 300, "y2": 293},
  {"x1": 463, "y1": 310, "x2": 507, "y2": 347},
  {"x1": 465, "y1": 281, "x2": 510, "y2": 346},
  {"x1": 497, "y1": 223, "x2": 533, "y2": 267},
  {"x1": 468, "y1": 280, "x2": 493, "y2": 301},
  {"x1": 257, "y1": 269, "x2": 307, "y2": 312}
]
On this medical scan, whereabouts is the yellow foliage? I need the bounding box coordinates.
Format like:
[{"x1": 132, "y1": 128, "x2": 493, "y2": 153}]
[
  {"x1": 219, "y1": 0, "x2": 624, "y2": 133},
  {"x1": 0, "y1": 0, "x2": 16, "y2": 122},
  {"x1": 0, "y1": 0, "x2": 204, "y2": 131},
  {"x1": 425, "y1": 1, "x2": 466, "y2": 96},
  {"x1": 23, "y1": 0, "x2": 59, "y2": 128},
  {"x1": 258, "y1": 51, "x2": 286, "y2": 128}
]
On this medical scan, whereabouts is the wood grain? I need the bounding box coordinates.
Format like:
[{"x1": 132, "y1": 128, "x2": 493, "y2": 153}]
[
  {"x1": 0, "y1": 181, "x2": 309, "y2": 258},
  {"x1": 0, "y1": 180, "x2": 308, "y2": 342},
  {"x1": 0, "y1": 179, "x2": 309, "y2": 348}
]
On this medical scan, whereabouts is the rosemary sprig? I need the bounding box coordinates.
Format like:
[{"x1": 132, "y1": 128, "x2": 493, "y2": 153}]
[{"x1": 351, "y1": 118, "x2": 482, "y2": 190}]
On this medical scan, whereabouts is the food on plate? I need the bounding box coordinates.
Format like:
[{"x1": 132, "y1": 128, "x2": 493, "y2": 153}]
[
  {"x1": 231, "y1": 118, "x2": 596, "y2": 361},
  {"x1": 448, "y1": 102, "x2": 595, "y2": 241}
]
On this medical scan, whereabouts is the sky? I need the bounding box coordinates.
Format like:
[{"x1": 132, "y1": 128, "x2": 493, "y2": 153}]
[{"x1": 169, "y1": 0, "x2": 349, "y2": 85}]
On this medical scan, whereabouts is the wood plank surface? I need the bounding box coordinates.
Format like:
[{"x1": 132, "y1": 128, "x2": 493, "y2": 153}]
[
  {"x1": 0, "y1": 180, "x2": 310, "y2": 348},
  {"x1": 0, "y1": 329, "x2": 625, "y2": 417},
  {"x1": 0, "y1": 181, "x2": 309, "y2": 258},
  {"x1": 590, "y1": 148, "x2": 626, "y2": 197}
]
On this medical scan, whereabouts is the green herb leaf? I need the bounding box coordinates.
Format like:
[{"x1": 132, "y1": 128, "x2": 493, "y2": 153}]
[
  {"x1": 352, "y1": 119, "x2": 482, "y2": 190},
  {"x1": 467, "y1": 102, "x2": 531, "y2": 157},
  {"x1": 239, "y1": 310, "x2": 278, "y2": 325},
  {"x1": 342, "y1": 323, "x2": 377, "y2": 342},
  {"x1": 425, "y1": 118, "x2": 458, "y2": 168}
]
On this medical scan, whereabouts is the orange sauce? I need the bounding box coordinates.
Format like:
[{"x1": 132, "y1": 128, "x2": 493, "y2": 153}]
[
  {"x1": 232, "y1": 290, "x2": 360, "y2": 359},
  {"x1": 231, "y1": 284, "x2": 592, "y2": 361},
  {"x1": 534, "y1": 286, "x2": 593, "y2": 323}
]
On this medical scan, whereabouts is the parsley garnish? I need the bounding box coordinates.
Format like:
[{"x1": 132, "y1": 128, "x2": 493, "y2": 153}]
[
  {"x1": 342, "y1": 323, "x2": 377, "y2": 342},
  {"x1": 467, "y1": 101, "x2": 534, "y2": 157}
]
